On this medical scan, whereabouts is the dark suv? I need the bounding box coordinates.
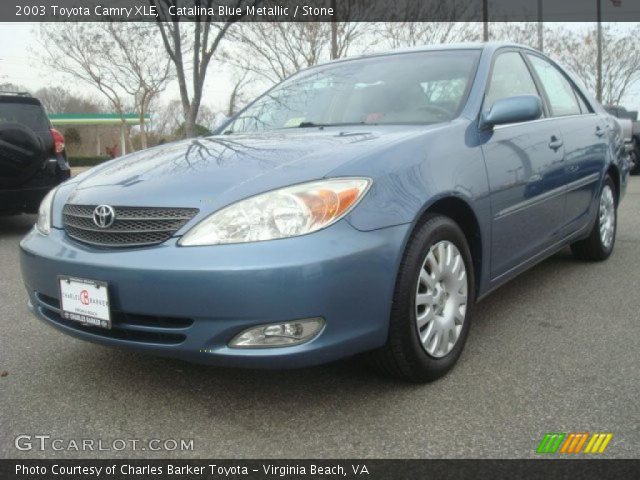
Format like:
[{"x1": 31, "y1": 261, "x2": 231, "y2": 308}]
[
  {"x1": 605, "y1": 104, "x2": 640, "y2": 175},
  {"x1": 0, "y1": 92, "x2": 70, "y2": 214}
]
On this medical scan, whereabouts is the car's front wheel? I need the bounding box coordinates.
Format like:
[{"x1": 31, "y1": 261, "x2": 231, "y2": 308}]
[
  {"x1": 571, "y1": 175, "x2": 617, "y2": 261},
  {"x1": 368, "y1": 214, "x2": 475, "y2": 382}
]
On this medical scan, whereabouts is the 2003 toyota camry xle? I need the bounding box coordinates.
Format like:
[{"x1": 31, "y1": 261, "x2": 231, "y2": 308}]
[{"x1": 20, "y1": 43, "x2": 629, "y2": 381}]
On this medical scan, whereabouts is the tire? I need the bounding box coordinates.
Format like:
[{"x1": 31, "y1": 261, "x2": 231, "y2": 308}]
[
  {"x1": 571, "y1": 175, "x2": 617, "y2": 261},
  {"x1": 367, "y1": 214, "x2": 475, "y2": 382}
]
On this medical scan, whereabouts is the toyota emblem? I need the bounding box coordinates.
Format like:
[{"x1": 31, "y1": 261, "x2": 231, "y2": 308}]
[{"x1": 93, "y1": 205, "x2": 116, "y2": 229}]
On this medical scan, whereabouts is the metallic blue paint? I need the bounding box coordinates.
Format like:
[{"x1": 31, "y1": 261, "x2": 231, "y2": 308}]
[
  {"x1": 21, "y1": 220, "x2": 410, "y2": 368},
  {"x1": 481, "y1": 94, "x2": 543, "y2": 128},
  {"x1": 20, "y1": 43, "x2": 630, "y2": 368}
]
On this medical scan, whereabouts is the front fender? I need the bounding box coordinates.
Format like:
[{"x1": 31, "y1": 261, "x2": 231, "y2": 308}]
[{"x1": 336, "y1": 120, "x2": 490, "y2": 232}]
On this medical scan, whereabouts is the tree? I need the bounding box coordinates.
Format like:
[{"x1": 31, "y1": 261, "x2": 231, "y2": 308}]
[
  {"x1": 226, "y1": 21, "x2": 371, "y2": 85},
  {"x1": 0, "y1": 82, "x2": 28, "y2": 94},
  {"x1": 38, "y1": 23, "x2": 174, "y2": 150},
  {"x1": 154, "y1": 100, "x2": 222, "y2": 139},
  {"x1": 326, "y1": 2, "x2": 374, "y2": 60},
  {"x1": 34, "y1": 86, "x2": 102, "y2": 114},
  {"x1": 376, "y1": 0, "x2": 482, "y2": 49},
  {"x1": 378, "y1": 22, "x2": 481, "y2": 49},
  {"x1": 546, "y1": 25, "x2": 640, "y2": 105},
  {"x1": 227, "y1": 23, "x2": 326, "y2": 83},
  {"x1": 153, "y1": 99, "x2": 184, "y2": 137},
  {"x1": 489, "y1": 23, "x2": 540, "y2": 49},
  {"x1": 103, "y1": 23, "x2": 175, "y2": 148},
  {"x1": 194, "y1": 104, "x2": 218, "y2": 132},
  {"x1": 174, "y1": 122, "x2": 212, "y2": 138},
  {"x1": 226, "y1": 70, "x2": 251, "y2": 117},
  {"x1": 331, "y1": 22, "x2": 371, "y2": 59},
  {"x1": 151, "y1": 0, "x2": 259, "y2": 138}
]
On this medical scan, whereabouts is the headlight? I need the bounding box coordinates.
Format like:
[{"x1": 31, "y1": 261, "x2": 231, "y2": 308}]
[
  {"x1": 36, "y1": 186, "x2": 59, "y2": 235},
  {"x1": 179, "y1": 177, "x2": 371, "y2": 246}
]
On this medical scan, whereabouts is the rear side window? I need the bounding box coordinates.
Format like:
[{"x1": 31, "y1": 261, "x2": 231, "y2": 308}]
[
  {"x1": 485, "y1": 52, "x2": 539, "y2": 111},
  {"x1": 527, "y1": 55, "x2": 581, "y2": 117},
  {"x1": 0, "y1": 102, "x2": 50, "y2": 131}
]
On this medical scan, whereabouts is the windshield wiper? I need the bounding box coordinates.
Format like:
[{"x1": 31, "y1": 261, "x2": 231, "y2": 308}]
[
  {"x1": 298, "y1": 121, "x2": 321, "y2": 128},
  {"x1": 297, "y1": 122, "x2": 366, "y2": 129}
]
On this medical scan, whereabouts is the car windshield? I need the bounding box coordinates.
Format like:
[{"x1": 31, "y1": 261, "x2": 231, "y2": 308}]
[
  {"x1": 225, "y1": 50, "x2": 481, "y2": 134},
  {"x1": 0, "y1": 101, "x2": 50, "y2": 132}
]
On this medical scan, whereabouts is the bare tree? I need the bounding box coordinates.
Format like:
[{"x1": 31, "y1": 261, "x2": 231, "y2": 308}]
[
  {"x1": 154, "y1": 99, "x2": 225, "y2": 138},
  {"x1": 104, "y1": 23, "x2": 175, "y2": 148},
  {"x1": 153, "y1": 99, "x2": 184, "y2": 137},
  {"x1": 151, "y1": 0, "x2": 258, "y2": 138},
  {"x1": 226, "y1": 70, "x2": 251, "y2": 117},
  {"x1": 0, "y1": 82, "x2": 28, "y2": 93},
  {"x1": 378, "y1": 22, "x2": 481, "y2": 49},
  {"x1": 376, "y1": 0, "x2": 481, "y2": 49},
  {"x1": 327, "y1": 1, "x2": 376, "y2": 60},
  {"x1": 332, "y1": 22, "x2": 372, "y2": 59},
  {"x1": 546, "y1": 25, "x2": 640, "y2": 105},
  {"x1": 37, "y1": 23, "x2": 174, "y2": 150},
  {"x1": 226, "y1": 23, "x2": 327, "y2": 83},
  {"x1": 226, "y1": 21, "x2": 371, "y2": 85},
  {"x1": 34, "y1": 86, "x2": 102, "y2": 114},
  {"x1": 489, "y1": 23, "x2": 540, "y2": 48}
]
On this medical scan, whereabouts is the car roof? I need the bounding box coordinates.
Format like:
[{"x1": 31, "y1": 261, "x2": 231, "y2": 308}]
[
  {"x1": 307, "y1": 42, "x2": 538, "y2": 70},
  {"x1": 0, "y1": 94, "x2": 43, "y2": 106}
]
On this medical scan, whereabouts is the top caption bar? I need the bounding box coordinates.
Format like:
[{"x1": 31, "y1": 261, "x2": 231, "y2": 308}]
[{"x1": 2, "y1": 0, "x2": 640, "y2": 22}]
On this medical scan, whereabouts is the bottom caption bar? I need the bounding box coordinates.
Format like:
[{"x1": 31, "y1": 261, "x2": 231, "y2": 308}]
[{"x1": 3, "y1": 459, "x2": 639, "y2": 479}]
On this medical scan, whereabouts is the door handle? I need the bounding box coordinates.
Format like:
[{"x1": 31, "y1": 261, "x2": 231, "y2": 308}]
[
  {"x1": 595, "y1": 126, "x2": 606, "y2": 137},
  {"x1": 548, "y1": 136, "x2": 563, "y2": 151}
]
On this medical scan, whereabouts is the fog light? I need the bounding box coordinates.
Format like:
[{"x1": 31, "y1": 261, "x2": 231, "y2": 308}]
[{"x1": 229, "y1": 318, "x2": 325, "y2": 348}]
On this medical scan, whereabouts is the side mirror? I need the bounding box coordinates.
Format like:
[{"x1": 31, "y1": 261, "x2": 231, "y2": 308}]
[{"x1": 481, "y1": 95, "x2": 543, "y2": 129}]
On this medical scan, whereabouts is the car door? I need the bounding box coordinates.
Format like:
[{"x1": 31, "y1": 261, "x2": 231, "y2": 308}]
[
  {"x1": 526, "y1": 53, "x2": 607, "y2": 234},
  {"x1": 481, "y1": 50, "x2": 567, "y2": 279}
]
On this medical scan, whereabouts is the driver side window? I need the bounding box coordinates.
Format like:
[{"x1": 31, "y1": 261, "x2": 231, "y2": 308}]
[{"x1": 485, "y1": 52, "x2": 540, "y2": 112}]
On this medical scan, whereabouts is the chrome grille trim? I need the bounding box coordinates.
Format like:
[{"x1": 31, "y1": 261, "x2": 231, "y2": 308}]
[{"x1": 63, "y1": 204, "x2": 199, "y2": 248}]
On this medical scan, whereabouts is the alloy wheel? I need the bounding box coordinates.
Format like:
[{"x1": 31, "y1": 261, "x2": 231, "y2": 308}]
[
  {"x1": 599, "y1": 184, "x2": 615, "y2": 250},
  {"x1": 415, "y1": 240, "x2": 468, "y2": 358}
]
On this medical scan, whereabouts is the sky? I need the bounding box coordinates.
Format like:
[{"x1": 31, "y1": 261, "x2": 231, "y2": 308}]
[{"x1": 1, "y1": 22, "x2": 639, "y2": 115}]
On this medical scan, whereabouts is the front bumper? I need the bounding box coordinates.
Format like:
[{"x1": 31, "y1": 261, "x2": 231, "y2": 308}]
[{"x1": 20, "y1": 220, "x2": 410, "y2": 368}]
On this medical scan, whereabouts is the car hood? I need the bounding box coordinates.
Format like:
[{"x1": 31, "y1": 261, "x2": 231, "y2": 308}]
[{"x1": 65, "y1": 126, "x2": 431, "y2": 212}]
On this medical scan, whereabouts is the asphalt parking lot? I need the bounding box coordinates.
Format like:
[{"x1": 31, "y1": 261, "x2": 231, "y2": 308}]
[{"x1": 1, "y1": 179, "x2": 639, "y2": 459}]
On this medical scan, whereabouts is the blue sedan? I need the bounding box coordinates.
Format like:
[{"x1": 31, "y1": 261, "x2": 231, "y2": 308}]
[{"x1": 20, "y1": 43, "x2": 629, "y2": 381}]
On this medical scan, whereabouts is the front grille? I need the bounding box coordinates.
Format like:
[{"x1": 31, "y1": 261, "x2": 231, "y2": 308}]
[
  {"x1": 35, "y1": 292, "x2": 191, "y2": 345},
  {"x1": 63, "y1": 204, "x2": 199, "y2": 248}
]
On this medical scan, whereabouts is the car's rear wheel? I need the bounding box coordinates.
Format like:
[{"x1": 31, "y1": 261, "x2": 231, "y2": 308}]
[
  {"x1": 368, "y1": 214, "x2": 475, "y2": 382},
  {"x1": 571, "y1": 175, "x2": 617, "y2": 261}
]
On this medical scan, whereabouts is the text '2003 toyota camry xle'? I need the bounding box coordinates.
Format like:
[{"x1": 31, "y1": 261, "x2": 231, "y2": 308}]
[{"x1": 20, "y1": 43, "x2": 630, "y2": 382}]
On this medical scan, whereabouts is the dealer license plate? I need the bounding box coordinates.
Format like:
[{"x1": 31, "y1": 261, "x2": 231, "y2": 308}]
[{"x1": 58, "y1": 276, "x2": 111, "y2": 329}]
